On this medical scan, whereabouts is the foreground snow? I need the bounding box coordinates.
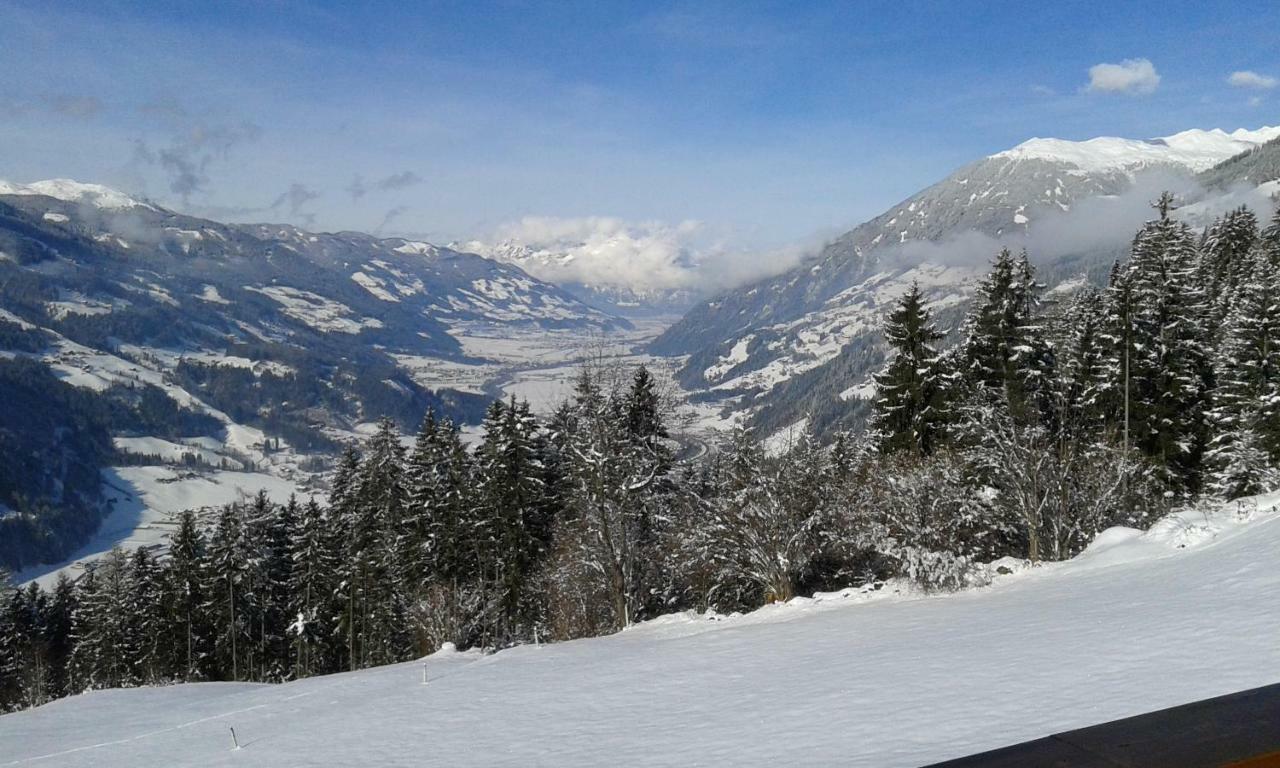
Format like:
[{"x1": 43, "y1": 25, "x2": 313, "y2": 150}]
[{"x1": 5, "y1": 494, "x2": 1280, "y2": 767}]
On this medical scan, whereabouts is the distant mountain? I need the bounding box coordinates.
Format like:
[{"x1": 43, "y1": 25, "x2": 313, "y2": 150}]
[
  {"x1": 0, "y1": 179, "x2": 626, "y2": 434},
  {"x1": 462, "y1": 234, "x2": 701, "y2": 317},
  {"x1": 1197, "y1": 133, "x2": 1280, "y2": 191},
  {"x1": 653, "y1": 126, "x2": 1280, "y2": 438},
  {"x1": 0, "y1": 179, "x2": 628, "y2": 571}
]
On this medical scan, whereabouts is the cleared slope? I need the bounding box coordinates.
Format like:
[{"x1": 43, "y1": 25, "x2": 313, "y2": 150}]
[{"x1": 4, "y1": 494, "x2": 1280, "y2": 767}]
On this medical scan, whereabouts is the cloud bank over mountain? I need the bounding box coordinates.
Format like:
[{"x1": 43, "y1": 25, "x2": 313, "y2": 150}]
[{"x1": 462, "y1": 216, "x2": 812, "y2": 297}]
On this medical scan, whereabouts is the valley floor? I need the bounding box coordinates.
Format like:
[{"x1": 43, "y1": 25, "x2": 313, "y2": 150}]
[{"x1": 4, "y1": 494, "x2": 1280, "y2": 766}]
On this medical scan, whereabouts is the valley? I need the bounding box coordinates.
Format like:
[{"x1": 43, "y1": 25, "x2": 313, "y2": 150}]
[
  {"x1": 7, "y1": 6, "x2": 1280, "y2": 763},
  {"x1": 4, "y1": 122, "x2": 1280, "y2": 585}
]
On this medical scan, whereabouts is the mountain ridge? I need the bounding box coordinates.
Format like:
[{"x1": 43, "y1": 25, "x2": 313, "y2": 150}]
[{"x1": 652, "y1": 124, "x2": 1280, "y2": 438}]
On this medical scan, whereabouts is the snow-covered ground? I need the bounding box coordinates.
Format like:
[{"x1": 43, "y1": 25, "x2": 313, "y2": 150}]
[
  {"x1": 16, "y1": 467, "x2": 309, "y2": 588},
  {"x1": 6, "y1": 494, "x2": 1280, "y2": 766},
  {"x1": 994, "y1": 125, "x2": 1280, "y2": 174}
]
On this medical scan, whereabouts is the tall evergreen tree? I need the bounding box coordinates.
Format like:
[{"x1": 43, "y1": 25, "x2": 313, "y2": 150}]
[
  {"x1": 206, "y1": 505, "x2": 250, "y2": 680},
  {"x1": 327, "y1": 443, "x2": 362, "y2": 671},
  {"x1": 1058, "y1": 287, "x2": 1107, "y2": 436},
  {"x1": 122, "y1": 547, "x2": 163, "y2": 684},
  {"x1": 286, "y1": 497, "x2": 335, "y2": 677},
  {"x1": 1206, "y1": 252, "x2": 1280, "y2": 497},
  {"x1": 352, "y1": 418, "x2": 409, "y2": 665},
  {"x1": 1112, "y1": 193, "x2": 1212, "y2": 489},
  {"x1": 0, "y1": 571, "x2": 22, "y2": 709},
  {"x1": 960, "y1": 249, "x2": 1055, "y2": 425},
  {"x1": 472, "y1": 398, "x2": 546, "y2": 644},
  {"x1": 870, "y1": 281, "x2": 948, "y2": 455},
  {"x1": 163, "y1": 510, "x2": 209, "y2": 681},
  {"x1": 1200, "y1": 206, "x2": 1259, "y2": 329},
  {"x1": 43, "y1": 574, "x2": 76, "y2": 699}
]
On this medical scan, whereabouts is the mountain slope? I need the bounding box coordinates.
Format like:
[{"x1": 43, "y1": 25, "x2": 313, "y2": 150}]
[
  {"x1": 5, "y1": 493, "x2": 1280, "y2": 766},
  {"x1": 0, "y1": 180, "x2": 629, "y2": 572},
  {"x1": 653, "y1": 126, "x2": 1280, "y2": 436},
  {"x1": 1198, "y1": 133, "x2": 1280, "y2": 190}
]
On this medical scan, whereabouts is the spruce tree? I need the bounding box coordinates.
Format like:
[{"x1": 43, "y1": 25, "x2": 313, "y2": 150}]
[
  {"x1": 327, "y1": 444, "x2": 362, "y2": 671},
  {"x1": 1200, "y1": 206, "x2": 1259, "y2": 329},
  {"x1": 164, "y1": 510, "x2": 209, "y2": 681},
  {"x1": 43, "y1": 574, "x2": 76, "y2": 699},
  {"x1": 286, "y1": 497, "x2": 335, "y2": 677},
  {"x1": 0, "y1": 572, "x2": 21, "y2": 709},
  {"x1": 206, "y1": 504, "x2": 250, "y2": 680},
  {"x1": 352, "y1": 418, "x2": 409, "y2": 665},
  {"x1": 123, "y1": 547, "x2": 163, "y2": 684},
  {"x1": 472, "y1": 398, "x2": 546, "y2": 645},
  {"x1": 1058, "y1": 287, "x2": 1107, "y2": 436},
  {"x1": 1116, "y1": 193, "x2": 1212, "y2": 489},
  {"x1": 960, "y1": 249, "x2": 1055, "y2": 425},
  {"x1": 871, "y1": 281, "x2": 947, "y2": 455},
  {"x1": 1206, "y1": 251, "x2": 1280, "y2": 497}
]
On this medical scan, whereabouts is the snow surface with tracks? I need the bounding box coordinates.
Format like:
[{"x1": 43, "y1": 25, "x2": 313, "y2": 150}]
[{"x1": 5, "y1": 493, "x2": 1280, "y2": 767}]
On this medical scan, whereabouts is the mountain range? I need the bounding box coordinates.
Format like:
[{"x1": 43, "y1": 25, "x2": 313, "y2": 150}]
[
  {"x1": 3, "y1": 123, "x2": 1279, "y2": 575},
  {"x1": 0, "y1": 182, "x2": 630, "y2": 571},
  {"x1": 652, "y1": 126, "x2": 1280, "y2": 437}
]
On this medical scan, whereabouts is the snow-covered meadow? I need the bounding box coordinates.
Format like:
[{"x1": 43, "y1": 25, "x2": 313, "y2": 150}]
[{"x1": 5, "y1": 494, "x2": 1279, "y2": 767}]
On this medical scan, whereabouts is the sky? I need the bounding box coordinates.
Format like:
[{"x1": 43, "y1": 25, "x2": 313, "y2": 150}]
[{"x1": 0, "y1": 0, "x2": 1277, "y2": 289}]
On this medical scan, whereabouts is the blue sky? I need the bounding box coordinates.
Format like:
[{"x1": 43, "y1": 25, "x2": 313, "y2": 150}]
[{"x1": 0, "y1": 0, "x2": 1276, "y2": 259}]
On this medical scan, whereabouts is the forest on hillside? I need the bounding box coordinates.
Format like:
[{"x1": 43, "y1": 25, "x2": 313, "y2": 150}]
[{"x1": 3, "y1": 195, "x2": 1279, "y2": 712}]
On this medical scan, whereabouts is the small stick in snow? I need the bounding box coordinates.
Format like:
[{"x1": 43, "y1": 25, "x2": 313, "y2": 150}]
[
  {"x1": 422, "y1": 663, "x2": 428, "y2": 685},
  {"x1": 229, "y1": 726, "x2": 241, "y2": 750}
]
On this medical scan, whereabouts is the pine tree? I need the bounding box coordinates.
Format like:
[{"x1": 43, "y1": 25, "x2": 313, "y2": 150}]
[
  {"x1": 402, "y1": 410, "x2": 441, "y2": 590},
  {"x1": 75, "y1": 549, "x2": 132, "y2": 688},
  {"x1": 624, "y1": 365, "x2": 669, "y2": 447},
  {"x1": 206, "y1": 504, "x2": 250, "y2": 681},
  {"x1": 327, "y1": 444, "x2": 362, "y2": 671},
  {"x1": 1113, "y1": 194, "x2": 1212, "y2": 490},
  {"x1": 960, "y1": 249, "x2": 1055, "y2": 425},
  {"x1": 1206, "y1": 251, "x2": 1280, "y2": 497},
  {"x1": 1200, "y1": 206, "x2": 1259, "y2": 329},
  {"x1": 122, "y1": 547, "x2": 163, "y2": 684},
  {"x1": 287, "y1": 497, "x2": 335, "y2": 677},
  {"x1": 472, "y1": 398, "x2": 545, "y2": 644},
  {"x1": 1259, "y1": 205, "x2": 1280, "y2": 262},
  {"x1": 1058, "y1": 287, "x2": 1107, "y2": 436},
  {"x1": 163, "y1": 510, "x2": 209, "y2": 681},
  {"x1": 352, "y1": 418, "x2": 409, "y2": 665},
  {"x1": 43, "y1": 574, "x2": 76, "y2": 699},
  {"x1": 67, "y1": 565, "x2": 99, "y2": 692},
  {"x1": 242, "y1": 492, "x2": 292, "y2": 681},
  {"x1": 871, "y1": 281, "x2": 948, "y2": 455},
  {"x1": 0, "y1": 571, "x2": 22, "y2": 710}
]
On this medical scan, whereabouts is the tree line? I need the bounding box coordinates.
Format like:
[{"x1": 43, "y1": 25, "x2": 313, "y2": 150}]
[{"x1": 2, "y1": 195, "x2": 1277, "y2": 711}]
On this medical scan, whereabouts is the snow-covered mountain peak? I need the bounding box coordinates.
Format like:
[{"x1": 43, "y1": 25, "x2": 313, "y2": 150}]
[
  {"x1": 993, "y1": 125, "x2": 1280, "y2": 174},
  {"x1": 391, "y1": 240, "x2": 441, "y2": 257},
  {"x1": 0, "y1": 178, "x2": 153, "y2": 210}
]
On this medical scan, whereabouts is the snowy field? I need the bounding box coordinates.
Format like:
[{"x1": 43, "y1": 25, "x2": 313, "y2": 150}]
[
  {"x1": 16, "y1": 467, "x2": 308, "y2": 588},
  {"x1": 5, "y1": 494, "x2": 1280, "y2": 766}
]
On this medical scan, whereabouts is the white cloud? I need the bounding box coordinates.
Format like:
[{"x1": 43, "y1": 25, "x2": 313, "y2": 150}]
[
  {"x1": 1086, "y1": 58, "x2": 1160, "y2": 95},
  {"x1": 463, "y1": 216, "x2": 807, "y2": 295},
  {"x1": 465, "y1": 217, "x2": 703, "y2": 294},
  {"x1": 1228, "y1": 70, "x2": 1278, "y2": 90}
]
